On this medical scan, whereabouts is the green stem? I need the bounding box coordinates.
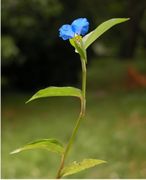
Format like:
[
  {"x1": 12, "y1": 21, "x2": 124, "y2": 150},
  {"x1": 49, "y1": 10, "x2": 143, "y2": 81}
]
[{"x1": 56, "y1": 58, "x2": 87, "y2": 179}]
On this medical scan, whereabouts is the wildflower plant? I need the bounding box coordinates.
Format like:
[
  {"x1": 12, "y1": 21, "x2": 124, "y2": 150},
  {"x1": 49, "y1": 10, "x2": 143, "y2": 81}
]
[{"x1": 11, "y1": 17, "x2": 129, "y2": 178}]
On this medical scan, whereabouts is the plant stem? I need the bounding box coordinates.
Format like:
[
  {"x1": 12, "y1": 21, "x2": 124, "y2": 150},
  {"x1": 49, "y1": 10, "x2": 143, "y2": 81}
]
[{"x1": 56, "y1": 58, "x2": 87, "y2": 179}]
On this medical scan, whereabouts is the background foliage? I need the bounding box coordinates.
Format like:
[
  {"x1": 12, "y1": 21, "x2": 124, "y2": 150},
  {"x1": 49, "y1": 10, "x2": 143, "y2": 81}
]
[
  {"x1": 2, "y1": 59, "x2": 146, "y2": 178},
  {"x1": 2, "y1": 0, "x2": 146, "y2": 178},
  {"x1": 2, "y1": 0, "x2": 146, "y2": 90}
]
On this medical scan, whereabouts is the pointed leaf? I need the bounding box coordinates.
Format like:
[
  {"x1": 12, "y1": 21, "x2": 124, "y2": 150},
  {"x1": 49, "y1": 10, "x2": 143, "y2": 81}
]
[
  {"x1": 10, "y1": 139, "x2": 64, "y2": 155},
  {"x1": 26, "y1": 86, "x2": 82, "y2": 103},
  {"x1": 83, "y1": 18, "x2": 129, "y2": 49},
  {"x1": 61, "y1": 159, "x2": 106, "y2": 177}
]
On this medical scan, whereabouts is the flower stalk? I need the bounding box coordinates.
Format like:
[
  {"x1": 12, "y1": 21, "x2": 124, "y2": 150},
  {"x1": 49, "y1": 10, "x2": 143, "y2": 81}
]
[{"x1": 56, "y1": 56, "x2": 87, "y2": 179}]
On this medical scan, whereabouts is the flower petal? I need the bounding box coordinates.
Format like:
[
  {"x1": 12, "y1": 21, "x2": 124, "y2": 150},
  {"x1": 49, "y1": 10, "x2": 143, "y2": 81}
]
[
  {"x1": 59, "y1": 24, "x2": 75, "y2": 40},
  {"x1": 71, "y1": 18, "x2": 89, "y2": 36}
]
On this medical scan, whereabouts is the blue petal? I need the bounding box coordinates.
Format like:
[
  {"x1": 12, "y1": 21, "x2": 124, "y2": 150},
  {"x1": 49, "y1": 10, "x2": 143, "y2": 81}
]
[
  {"x1": 71, "y1": 18, "x2": 89, "y2": 36},
  {"x1": 59, "y1": 24, "x2": 75, "y2": 40}
]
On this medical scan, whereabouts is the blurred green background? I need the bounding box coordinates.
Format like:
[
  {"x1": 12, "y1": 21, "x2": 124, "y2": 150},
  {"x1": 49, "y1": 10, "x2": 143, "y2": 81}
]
[{"x1": 1, "y1": 0, "x2": 146, "y2": 178}]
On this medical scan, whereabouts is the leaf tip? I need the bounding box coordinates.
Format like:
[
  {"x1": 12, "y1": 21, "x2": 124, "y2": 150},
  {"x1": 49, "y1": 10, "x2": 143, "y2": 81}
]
[
  {"x1": 25, "y1": 97, "x2": 34, "y2": 104},
  {"x1": 10, "y1": 149, "x2": 21, "y2": 155},
  {"x1": 25, "y1": 100, "x2": 30, "y2": 104},
  {"x1": 124, "y1": 17, "x2": 130, "y2": 21},
  {"x1": 101, "y1": 160, "x2": 107, "y2": 164}
]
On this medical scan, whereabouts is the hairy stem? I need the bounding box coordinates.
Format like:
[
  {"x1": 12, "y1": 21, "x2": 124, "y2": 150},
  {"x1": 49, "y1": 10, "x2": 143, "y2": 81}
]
[{"x1": 56, "y1": 58, "x2": 87, "y2": 179}]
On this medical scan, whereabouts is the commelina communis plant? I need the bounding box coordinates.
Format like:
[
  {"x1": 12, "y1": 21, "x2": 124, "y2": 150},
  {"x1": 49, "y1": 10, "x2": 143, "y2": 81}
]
[{"x1": 11, "y1": 17, "x2": 129, "y2": 179}]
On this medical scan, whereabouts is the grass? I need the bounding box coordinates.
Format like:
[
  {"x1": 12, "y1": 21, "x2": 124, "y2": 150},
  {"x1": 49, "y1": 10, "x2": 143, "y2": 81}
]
[{"x1": 2, "y1": 58, "x2": 146, "y2": 178}]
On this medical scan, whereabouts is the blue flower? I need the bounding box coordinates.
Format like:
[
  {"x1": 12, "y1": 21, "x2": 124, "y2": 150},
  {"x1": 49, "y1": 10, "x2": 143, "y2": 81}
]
[{"x1": 59, "y1": 18, "x2": 89, "y2": 40}]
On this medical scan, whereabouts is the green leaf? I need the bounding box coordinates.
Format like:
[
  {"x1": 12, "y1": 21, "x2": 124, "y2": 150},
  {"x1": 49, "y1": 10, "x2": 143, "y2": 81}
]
[
  {"x1": 61, "y1": 159, "x2": 106, "y2": 177},
  {"x1": 26, "y1": 86, "x2": 82, "y2": 103},
  {"x1": 10, "y1": 139, "x2": 64, "y2": 155},
  {"x1": 83, "y1": 18, "x2": 130, "y2": 49}
]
